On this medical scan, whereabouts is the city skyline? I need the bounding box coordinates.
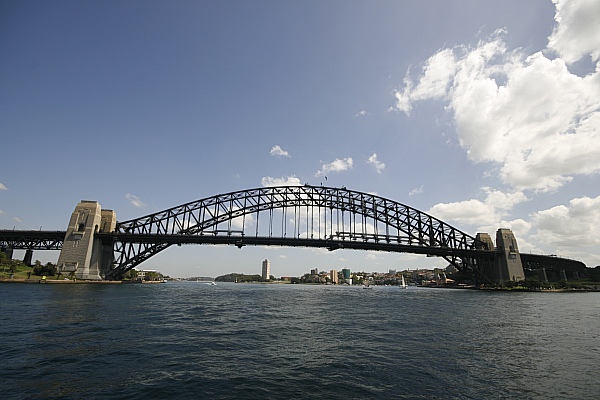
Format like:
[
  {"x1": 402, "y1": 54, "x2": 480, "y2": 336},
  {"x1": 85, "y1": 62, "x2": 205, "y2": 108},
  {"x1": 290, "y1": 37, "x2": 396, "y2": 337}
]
[{"x1": 1, "y1": 0, "x2": 599, "y2": 277}]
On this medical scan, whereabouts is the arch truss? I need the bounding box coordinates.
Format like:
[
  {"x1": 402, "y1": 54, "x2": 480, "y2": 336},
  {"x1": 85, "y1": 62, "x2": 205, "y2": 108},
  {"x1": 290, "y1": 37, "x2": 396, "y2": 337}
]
[{"x1": 105, "y1": 186, "x2": 495, "y2": 280}]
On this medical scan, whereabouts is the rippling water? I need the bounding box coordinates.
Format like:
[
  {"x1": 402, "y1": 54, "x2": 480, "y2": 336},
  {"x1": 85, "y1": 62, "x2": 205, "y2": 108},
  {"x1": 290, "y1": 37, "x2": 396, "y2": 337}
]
[{"x1": 1, "y1": 282, "x2": 599, "y2": 399}]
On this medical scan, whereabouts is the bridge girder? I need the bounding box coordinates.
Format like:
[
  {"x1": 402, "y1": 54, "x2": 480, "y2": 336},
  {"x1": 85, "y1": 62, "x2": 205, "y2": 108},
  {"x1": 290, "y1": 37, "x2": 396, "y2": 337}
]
[
  {"x1": 105, "y1": 186, "x2": 494, "y2": 280},
  {"x1": 0, "y1": 230, "x2": 66, "y2": 250}
]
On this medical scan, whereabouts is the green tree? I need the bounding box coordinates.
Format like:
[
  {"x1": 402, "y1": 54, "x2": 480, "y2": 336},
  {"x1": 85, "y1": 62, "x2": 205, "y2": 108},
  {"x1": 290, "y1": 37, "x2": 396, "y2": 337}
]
[
  {"x1": 144, "y1": 271, "x2": 163, "y2": 281},
  {"x1": 125, "y1": 269, "x2": 139, "y2": 281},
  {"x1": 32, "y1": 261, "x2": 57, "y2": 277},
  {"x1": 589, "y1": 266, "x2": 600, "y2": 282}
]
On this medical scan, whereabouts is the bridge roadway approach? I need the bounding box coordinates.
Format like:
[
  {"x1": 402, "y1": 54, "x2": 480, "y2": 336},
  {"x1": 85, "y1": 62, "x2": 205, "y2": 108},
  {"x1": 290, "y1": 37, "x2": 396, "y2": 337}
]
[{"x1": 0, "y1": 185, "x2": 587, "y2": 283}]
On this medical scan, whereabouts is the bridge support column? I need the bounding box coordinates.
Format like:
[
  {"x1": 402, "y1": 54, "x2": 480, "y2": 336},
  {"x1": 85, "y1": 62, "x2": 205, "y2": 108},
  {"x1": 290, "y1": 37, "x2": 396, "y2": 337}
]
[
  {"x1": 476, "y1": 229, "x2": 525, "y2": 284},
  {"x1": 23, "y1": 249, "x2": 33, "y2": 267},
  {"x1": 494, "y1": 229, "x2": 525, "y2": 284},
  {"x1": 56, "y1": 201, "x2": 116, "y2": 280},
  {"x1": 2, "y1": 247, "x2": 14, "y2": 260}
]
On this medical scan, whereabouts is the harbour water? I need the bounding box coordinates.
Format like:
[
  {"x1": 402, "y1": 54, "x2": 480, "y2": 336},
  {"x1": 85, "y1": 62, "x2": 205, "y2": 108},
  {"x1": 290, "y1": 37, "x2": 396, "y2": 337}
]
[{"x1": 1, "y1": 282, "x2": 599, "y2": 399}]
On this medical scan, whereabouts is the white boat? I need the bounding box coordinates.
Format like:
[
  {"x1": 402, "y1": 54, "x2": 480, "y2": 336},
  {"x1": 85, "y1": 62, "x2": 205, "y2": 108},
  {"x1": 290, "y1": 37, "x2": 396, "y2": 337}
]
[{"x1": 400, "y1": 275, "x2": 408, "y2": 289}]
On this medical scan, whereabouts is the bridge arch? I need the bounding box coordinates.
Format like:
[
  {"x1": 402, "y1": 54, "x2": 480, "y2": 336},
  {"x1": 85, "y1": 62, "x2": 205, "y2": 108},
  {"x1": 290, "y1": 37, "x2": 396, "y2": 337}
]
[{"x1": 104, "y1": 186, "x2": 493, "y2": 280}]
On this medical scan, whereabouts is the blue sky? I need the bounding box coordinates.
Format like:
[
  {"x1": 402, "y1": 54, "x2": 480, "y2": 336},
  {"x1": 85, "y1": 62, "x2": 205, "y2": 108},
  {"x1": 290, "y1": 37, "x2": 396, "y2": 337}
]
[{"x1": 2, "y1": 0, "x2": 600, "y2": 278}]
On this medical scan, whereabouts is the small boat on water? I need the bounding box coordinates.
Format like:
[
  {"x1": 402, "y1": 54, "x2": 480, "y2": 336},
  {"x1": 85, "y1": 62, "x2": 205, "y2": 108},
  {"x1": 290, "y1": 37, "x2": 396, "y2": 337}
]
[{"x1": 400, "y1": 275, "x2": 408, "y2": 289}]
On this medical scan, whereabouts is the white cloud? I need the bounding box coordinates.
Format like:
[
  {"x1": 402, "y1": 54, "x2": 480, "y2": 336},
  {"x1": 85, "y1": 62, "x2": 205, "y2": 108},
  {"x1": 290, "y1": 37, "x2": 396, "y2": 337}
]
[
  {"x1": 0, "y1": 183, "x2": 8, "y2": 190},
  {"x1": 428, "y1": 187, "x2": 527, "y2": 227},
  {"x1": 13, "y1": 217, "x2": 22, "y2": 223},
  {"x1": 315, "y1": 157, "x2": 353, "y2": 177},
  {"x1": 270, "y1": 145, "x2": 290, "y2": 158},
  {"x1": 395, "y1": 48, "x2": 456, "y2": 114},
  {"x1": 547, "y1": 0, "x2": 600, "y2": 64},
  {"x1": 0, "y1": 210, "x2": 4, "y2": 214},
  {"x1": 531, "y1": 195, "x2": 600, "y2": 248},
  {"x1": 355, "y1": 110, "x2": 369, "y2": 117},
  {"x1": 394, "y1": 8, "x2": 600, "y2": 192},
  {"x1": 367, "y1": 153, "x2": 385, "y2": 173},
  {"x1": 261, "y1": 175, "x2": 302, "y2": 187},
  {"x1": 125, "y1": 193, "x2": 146, "y2": 208},
  {"x1": 408, "y1": 185, "x2": 423, "y2": 197}
]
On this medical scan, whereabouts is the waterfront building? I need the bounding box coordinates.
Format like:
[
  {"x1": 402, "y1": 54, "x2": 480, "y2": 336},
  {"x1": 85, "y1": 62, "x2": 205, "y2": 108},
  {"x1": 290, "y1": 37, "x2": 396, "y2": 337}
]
[
  {"x1": 134, "y1": 269, "x2": 157, "y2": 281},
  {"x1": 330, "y1": 269, "x2": 338, "y2": 284},
  {"x1": 261, "y1": 259, "x2": 271, "y2": 281},
  {"x1": 310, "y1": 268, "x2": 318, "y2": 275},
  {"x1": 341, "y1": 268, "x2": 351, "y2": 279}
]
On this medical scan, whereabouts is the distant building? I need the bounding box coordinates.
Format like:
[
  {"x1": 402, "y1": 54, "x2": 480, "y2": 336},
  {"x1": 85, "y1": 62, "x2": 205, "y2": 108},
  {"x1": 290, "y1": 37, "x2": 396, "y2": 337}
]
[
  {"x1": 330, "y1": 269, "x2": 339, "y2": 284},
  {"x1": 310, "y1": 268, "x2": 318, "y2": 275},
  {"x1": 261, "y1": 259, "x2": 271, "y2": 281},
  {"x1": 341, "y1": 268, "x2": 351, "y2": 279},
  {"x1": 134, "y1": 269, "x2": 156, "y2": 281}
]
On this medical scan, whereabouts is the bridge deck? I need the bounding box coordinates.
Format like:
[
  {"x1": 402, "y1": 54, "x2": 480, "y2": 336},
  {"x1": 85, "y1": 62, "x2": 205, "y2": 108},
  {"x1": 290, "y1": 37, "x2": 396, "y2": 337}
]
[
  {"x1": 96, "y1": 232, "x2": 497, "y2": 258},
  {"x1": 0, "y1": 230, "x2": 66, "y2": 250}
]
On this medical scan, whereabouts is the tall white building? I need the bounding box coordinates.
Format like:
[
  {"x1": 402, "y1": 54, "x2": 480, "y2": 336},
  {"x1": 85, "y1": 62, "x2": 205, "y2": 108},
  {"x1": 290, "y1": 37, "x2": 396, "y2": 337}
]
[
  {"x1": 261, "y1": 259, "x2": 271, "y2": 281},
  {"x1": 330, "y1": 269, "x2": 339, "y2": 284}
]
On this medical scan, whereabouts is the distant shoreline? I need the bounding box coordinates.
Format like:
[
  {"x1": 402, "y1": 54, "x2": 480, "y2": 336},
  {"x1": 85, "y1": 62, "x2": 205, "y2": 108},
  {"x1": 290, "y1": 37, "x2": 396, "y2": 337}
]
[{"x1": 2, "y1": 279, "x2": 598, "y2": 292}]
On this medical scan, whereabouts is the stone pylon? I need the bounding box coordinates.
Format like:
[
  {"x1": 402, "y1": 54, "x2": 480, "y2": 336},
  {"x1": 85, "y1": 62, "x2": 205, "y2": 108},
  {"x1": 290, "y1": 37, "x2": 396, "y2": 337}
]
[
  {"x1": 494, "y1": 228, "x2": 525, "y2": 284},
  {"x1": 57, "y1": 201, "x2": 116, "y2": 280}
]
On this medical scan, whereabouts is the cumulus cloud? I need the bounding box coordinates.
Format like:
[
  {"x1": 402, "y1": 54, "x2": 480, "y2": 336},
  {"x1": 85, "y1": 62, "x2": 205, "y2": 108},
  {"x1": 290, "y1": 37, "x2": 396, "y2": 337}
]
[
  {"x1": 315, "y1": 157, "x2": 353, "y2": 177},
  {"x1": 0, "y1": 183, "x2": 8, "y2": 190},
  {"x1": 125, "y1": 193, "x2": 146, "y2": 208},
  {"x1": 428, "y1": 187, "x2": 528, "y2": 227},
  {"x1": 261, "y1": 175, "x2": 302, "y2": 187},
  {"x1": 395, "y1": 48, "x2": 456, "y2": 114},
  {"x1": 367, "y1": 153, "x2": 385, "y2": 173},
  {"x1": 355, "y1": 110, "x2": 369, "y2": 117},
  {"x1": 531, "y1": 195, "x2": 600, "y2": 248},
  {"x1": 394, "y1": 2, "x2": 600, "y2": 192},
  {"x1": 547, "y1": 0, "x2": 600, "y2": 63},
  {"x1": 270, "y1": 145, "x2": 290, "y2": 158}
]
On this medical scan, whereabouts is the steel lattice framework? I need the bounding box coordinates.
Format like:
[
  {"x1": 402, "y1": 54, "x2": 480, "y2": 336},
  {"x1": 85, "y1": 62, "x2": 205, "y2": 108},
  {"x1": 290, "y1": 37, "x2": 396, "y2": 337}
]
[
  {"x1": 0, "y1": 230, "x2": 66, "y2": 250},
  {"x1": 104, "y1": 186, "x2": 495, "y2": 280}
]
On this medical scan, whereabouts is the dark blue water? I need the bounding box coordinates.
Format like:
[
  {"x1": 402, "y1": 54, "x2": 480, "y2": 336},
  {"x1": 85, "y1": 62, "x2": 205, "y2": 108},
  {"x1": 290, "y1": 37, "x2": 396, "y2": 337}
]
[{"x1": 1, "y1": 282, "x2": 599, "y2": 399}]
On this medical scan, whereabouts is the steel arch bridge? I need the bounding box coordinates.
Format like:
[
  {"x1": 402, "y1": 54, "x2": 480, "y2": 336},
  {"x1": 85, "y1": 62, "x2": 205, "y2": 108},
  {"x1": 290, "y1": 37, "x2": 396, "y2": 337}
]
[{"x1": 102, "y1": 185, "x2": 496, "y2": 280}]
